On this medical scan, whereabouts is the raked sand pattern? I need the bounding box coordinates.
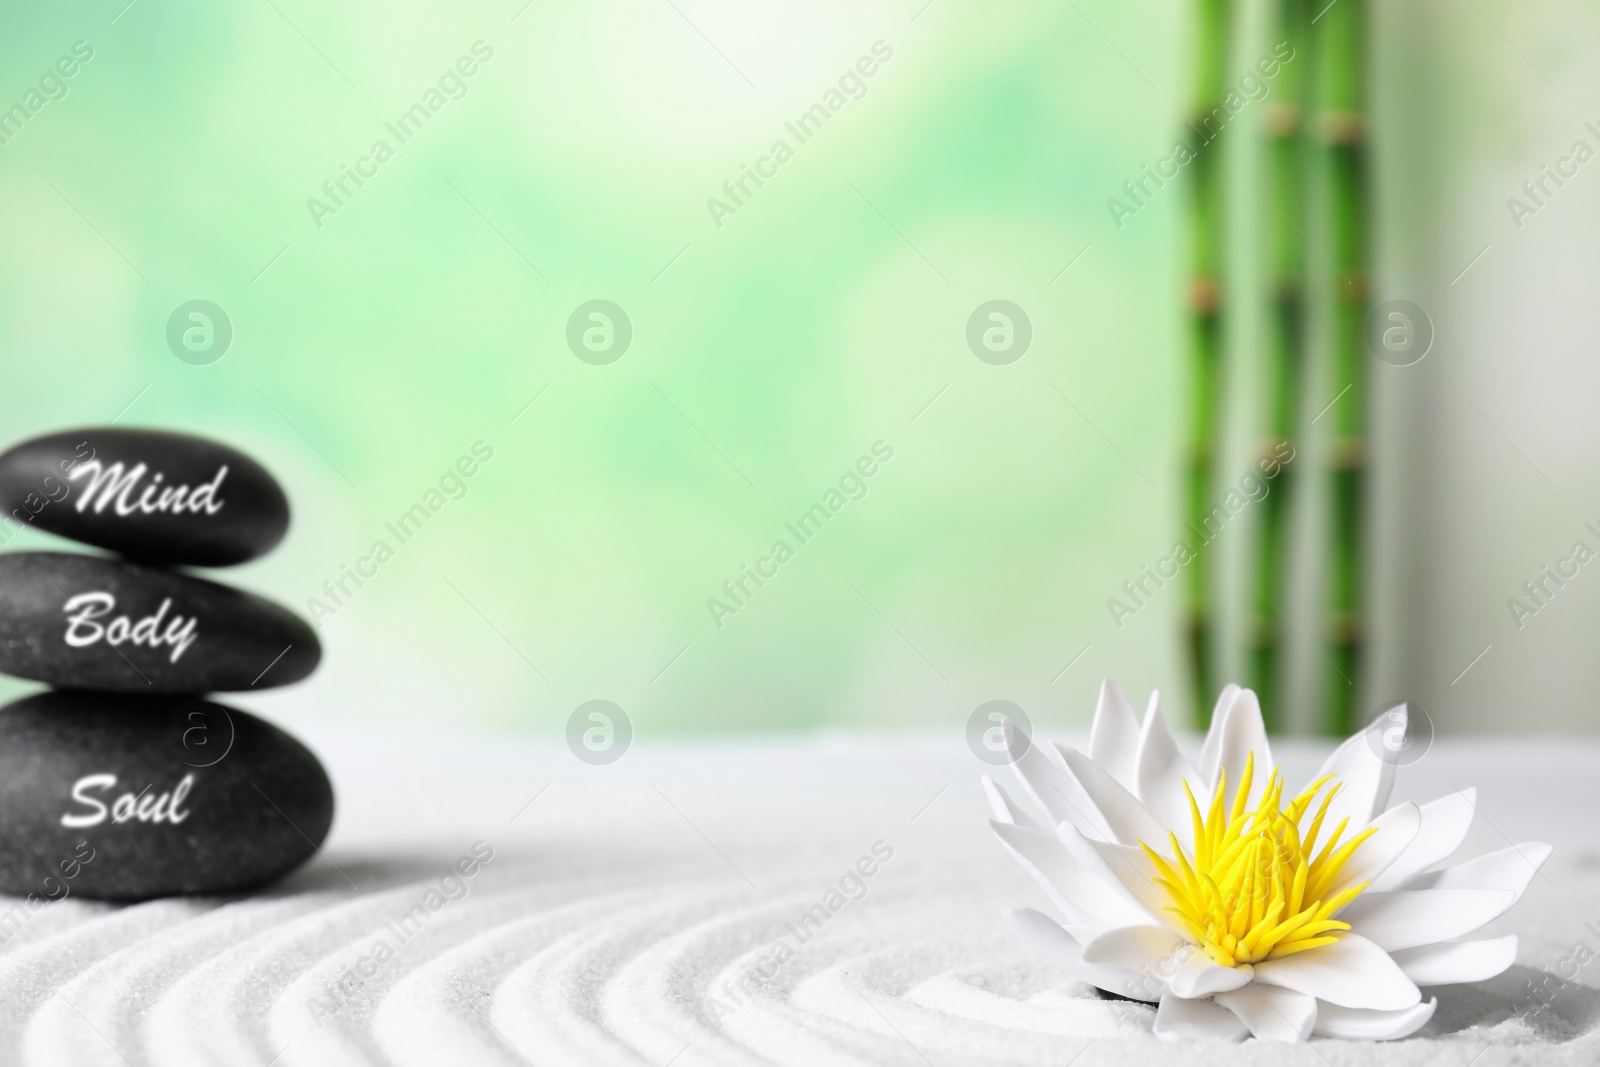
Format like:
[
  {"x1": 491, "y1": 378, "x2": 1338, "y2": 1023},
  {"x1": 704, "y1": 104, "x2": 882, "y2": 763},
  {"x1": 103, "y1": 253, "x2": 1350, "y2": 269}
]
[{"x1": 0, "y1": 730, "x2": 1596, "y2": 1066}]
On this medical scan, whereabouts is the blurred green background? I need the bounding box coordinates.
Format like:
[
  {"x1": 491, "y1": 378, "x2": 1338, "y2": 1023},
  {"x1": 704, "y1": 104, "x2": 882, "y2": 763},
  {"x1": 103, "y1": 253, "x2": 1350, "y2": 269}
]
[{"x1": 1, "y1": 1, "x2": 1593, "y2": 736}]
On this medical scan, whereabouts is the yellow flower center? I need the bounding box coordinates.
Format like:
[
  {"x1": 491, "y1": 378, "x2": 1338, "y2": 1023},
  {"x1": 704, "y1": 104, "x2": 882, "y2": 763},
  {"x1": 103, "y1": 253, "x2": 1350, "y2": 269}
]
[{"x1": 1139, "y1": 753, "x2": 1375, "y2": 969}]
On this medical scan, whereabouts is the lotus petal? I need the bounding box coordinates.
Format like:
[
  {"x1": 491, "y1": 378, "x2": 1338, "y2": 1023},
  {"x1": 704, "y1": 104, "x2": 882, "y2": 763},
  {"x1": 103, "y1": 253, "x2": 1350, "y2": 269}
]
[
  {"x1": 1407, "y1": 842, "x2": 1552, "y2": 902},
  {"x1": 1058, "y1": 824, "x2": 1168, "y2": 923},
  {"x1": 1197, "y1": 682, "x2": 1241, "y2": 778},
  {"x1": 1214, "y1": 983, "x2": 1317, "y2": 1041},
  {"x1": 981, "y1": 775, "x2": 1043, "y2": 832},
  {"x1": 1080, "y1": 924, "x2": 1186, "y2": 973},
  {"x1": 1212, "y1": 689, "x2": 1272, "y2": 807},
  {"x1": 1391, "y1": 936, "x2": 1518, "y2": 986},
  {"x1": 1311, "y1": 998, "x2": 1437, "y2": 1040},
  {"x1": 1339, "y1": 889, "x2": 1516, "y2": 951},
  {"x1": 1005, "y1": 721, "x2": 1113, "y2": 840},
  {"x1": 1304, "y1": 709, "x2": 1398, "y2": 836},
  {"x1": 1167, "y1": 949, "x2": 1254, "y2": 998},
  {"x1": 1153, "y1": 991, "x2": 1249, "y2": 1041},
  {"x1": 1327, "y1": 803, "x2": 1420, "y2": 895},
  {"x1": 1057, "y1": 745, "x2": 1169, "y2": 848},
  {"x1": 990, "y1": 819, "x2": 1147, "y2": 927},
  {"x1": 1250, "y1": 933, "x2": 1421, "y2": 1010},
  {"x1": 1088, "y1": 679, "x2": 1141, "y2": 790},
  {"x1": 1371, "y1": 788, "x2": 1477, "y2": 891},
  {"x1": 1134, "y1": 697, "x2": 1205, "y2": 849},
  {"x1": 1004, "y1": 908, "x2": 1146, "y2": 995}
]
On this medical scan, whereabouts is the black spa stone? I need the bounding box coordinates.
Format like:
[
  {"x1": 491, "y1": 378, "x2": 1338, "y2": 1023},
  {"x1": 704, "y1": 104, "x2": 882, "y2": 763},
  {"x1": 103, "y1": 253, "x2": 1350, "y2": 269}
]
[
  {"x1": 0, "y1": 552, "x2": 318, "y2": 692},
  {"x1": 0, "y1": 427, "x2": 289, "y2": 566},
  {"x1": 0, "y1": 691, "x2": 334, "y2": 901}
]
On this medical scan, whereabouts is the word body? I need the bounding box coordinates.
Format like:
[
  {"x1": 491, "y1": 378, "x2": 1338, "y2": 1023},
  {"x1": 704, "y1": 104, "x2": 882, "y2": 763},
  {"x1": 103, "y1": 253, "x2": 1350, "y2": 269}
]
[{"x1": 63, "y1": 592, "x2": 199, "y2": 663}]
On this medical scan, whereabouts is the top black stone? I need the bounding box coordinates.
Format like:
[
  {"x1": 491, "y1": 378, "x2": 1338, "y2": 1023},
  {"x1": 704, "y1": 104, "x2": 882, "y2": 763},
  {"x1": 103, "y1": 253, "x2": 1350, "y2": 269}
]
[{"x1": 0, "y1": 428, "x2": 290, "y2": 566}]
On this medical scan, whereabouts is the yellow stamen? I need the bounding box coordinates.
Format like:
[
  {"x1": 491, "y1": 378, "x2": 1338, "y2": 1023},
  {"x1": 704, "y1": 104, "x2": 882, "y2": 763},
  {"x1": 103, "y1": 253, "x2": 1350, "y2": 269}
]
[
  {"x1": 1229, "y1": 753, "x2": 1256, "y2": 824},
  {"x1": 1140, "y1": 764, "x2": 1374, "y2": 967},
  {"x1": 1302, "y1": 782, "x2": 1342, "y2": 858}
]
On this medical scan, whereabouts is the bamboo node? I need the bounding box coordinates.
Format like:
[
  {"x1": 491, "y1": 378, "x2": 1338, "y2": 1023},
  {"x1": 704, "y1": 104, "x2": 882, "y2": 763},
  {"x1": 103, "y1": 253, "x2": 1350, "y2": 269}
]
[
  {"x1": 1330, "y1": 438, "x2": 1366, "y2": 470},
  {"x1": 1188, "y1": 276, "x2": 1221, "y2": 312},
  {"x1": 1333, "y1": 271, "x2": 1368, "y2": 303},
  {"x1": 1257, "y1": 437, "x2": 1294, "y2": 466},
  {"x1": 1328, "y1": 612, "x2": 1364, "y2": 645},
  {"x1": 1265, "y1": 102, "x2": 1300, "y2": 137},
  {"x1": 1319, "y1": 110, "x2": 1365, "y2": 146}
]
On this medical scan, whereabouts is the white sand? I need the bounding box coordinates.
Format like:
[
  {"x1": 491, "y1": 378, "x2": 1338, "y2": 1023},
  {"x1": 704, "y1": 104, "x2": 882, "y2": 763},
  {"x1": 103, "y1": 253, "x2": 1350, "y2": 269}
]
[{"x1": 0, "y1": 727, "x2": 1594, "y2": 1065}]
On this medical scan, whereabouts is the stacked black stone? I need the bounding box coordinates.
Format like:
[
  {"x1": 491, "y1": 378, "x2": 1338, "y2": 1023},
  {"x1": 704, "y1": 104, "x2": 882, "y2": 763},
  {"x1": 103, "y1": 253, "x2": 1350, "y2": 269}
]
[{"x1": 0, "y1": 428, "x2": 333, "y2": 901}]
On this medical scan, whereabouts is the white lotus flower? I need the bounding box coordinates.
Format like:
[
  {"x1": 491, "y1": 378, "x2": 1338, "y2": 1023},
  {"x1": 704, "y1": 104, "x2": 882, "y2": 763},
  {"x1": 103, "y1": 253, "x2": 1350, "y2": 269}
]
[{"x1": 984, "y1": 680, "x2": 1551, "y2": 1042}]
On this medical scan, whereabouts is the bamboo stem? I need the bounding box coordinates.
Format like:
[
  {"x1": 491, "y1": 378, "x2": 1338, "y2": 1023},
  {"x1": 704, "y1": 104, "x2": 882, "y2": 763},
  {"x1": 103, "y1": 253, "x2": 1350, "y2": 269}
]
[
  {"x1": 1249, "y1": 1, "x2": 1312, "y2": 730},
  {"x1": 1185, "y1": 0, "x2": 1232, "y2": 729},
  {"x1": 1316, "y1": 0, "x2": 1368, "y2": 734}
]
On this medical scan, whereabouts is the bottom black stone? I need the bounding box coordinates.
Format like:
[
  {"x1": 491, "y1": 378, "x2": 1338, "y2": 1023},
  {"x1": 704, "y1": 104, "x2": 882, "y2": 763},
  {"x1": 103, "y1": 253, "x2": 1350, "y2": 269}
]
[{"x1": 0, "y1": 690, "x2": 333, "y2": 901}]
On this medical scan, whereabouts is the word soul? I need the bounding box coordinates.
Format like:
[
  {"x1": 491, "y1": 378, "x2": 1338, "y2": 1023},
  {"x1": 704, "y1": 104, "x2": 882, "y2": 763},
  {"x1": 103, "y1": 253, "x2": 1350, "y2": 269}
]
[{"x1": 60, "y1": 772, "x2": 195, "y2": 828}]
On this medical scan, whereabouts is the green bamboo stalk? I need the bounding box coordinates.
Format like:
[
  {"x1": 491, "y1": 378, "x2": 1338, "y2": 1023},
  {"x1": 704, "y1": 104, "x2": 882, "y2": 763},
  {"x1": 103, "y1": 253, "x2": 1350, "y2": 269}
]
[
  {"x1": 1316, "y1": 0, "x2": 1368, "y2": 734},
  {"x1": 1248, "y1": 0, "x2": 1312, "y2": 730},
  {"x1": 1184, "y1": 0, "x2": 1232, "y2": 729}
]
